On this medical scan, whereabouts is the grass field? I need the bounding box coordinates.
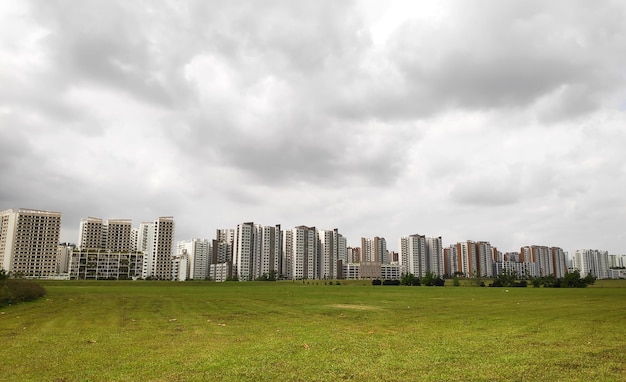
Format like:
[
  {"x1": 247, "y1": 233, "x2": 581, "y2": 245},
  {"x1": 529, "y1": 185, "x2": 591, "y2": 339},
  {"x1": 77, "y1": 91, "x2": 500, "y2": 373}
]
[{"x1": 1, "y1": 280, "x2": 625, "y2": 381}]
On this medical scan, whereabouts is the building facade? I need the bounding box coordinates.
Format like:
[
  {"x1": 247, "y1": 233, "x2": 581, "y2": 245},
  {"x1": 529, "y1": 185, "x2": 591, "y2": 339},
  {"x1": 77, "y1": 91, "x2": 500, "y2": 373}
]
[
  {"x1": 573, "y1": 249, "x2": 610, "y2": 279},
  {"x1": 0, "y1": 209, "x2": 62, "y2": 277},
  {"x1": 177, "y1": 238, "x2": 211, "y2": 280},
  {"x1": 361, "y1": 237, "x2": 388, "y2": 263},
  {"x1": 78, "y1": 217, "x2": 132, "y2": 252},
  {"x1": 138, "y1": 217, "x2": 175, "y2": 280},
  {"x1": 69, "y1": 249, "x2": 143, "y2": 280},
  {"x1": 283, "y1": 226, "x2": 317, "y2": 280},
  {"x1": 318, "y1": 228, "x2": 346, "y2": 279},
  {"x1": 401, "y1": 235, "x2": 444, "y2": 277}
]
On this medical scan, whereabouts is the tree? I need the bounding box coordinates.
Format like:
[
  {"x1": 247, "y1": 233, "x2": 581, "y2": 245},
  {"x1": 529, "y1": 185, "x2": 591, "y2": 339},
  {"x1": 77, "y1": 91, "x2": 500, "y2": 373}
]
[
  {"x1": 268, "y1": 270, "x2": 277, "y2": 281},
  {"x1": 583, "y1": 272, "x2": 596, "y2": 286},
  {"x1": 422, "y1": 272, "x2": 436, "y2": 286},
  {"x1": 560, "y1": 270, "x2": 595, "y2": 288},
  {"x1": 452, "y1": 275, "x2": 460, "y2": 287},
  {"x1": 400, "y1": 273, "x2": 416, "y2": 286},
  {"x1": 530, "y1": 276, "x2": 542, "y2": 288},
  {"x1": 491, "y1": 270, "x2": 518, "y2": 287}
]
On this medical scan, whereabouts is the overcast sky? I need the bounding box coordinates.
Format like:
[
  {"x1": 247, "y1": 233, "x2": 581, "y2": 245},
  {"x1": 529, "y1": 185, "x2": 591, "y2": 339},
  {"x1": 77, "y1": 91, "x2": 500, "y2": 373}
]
[{"x1": 2, "y1": 0, "x2": 625, "y2": 255}]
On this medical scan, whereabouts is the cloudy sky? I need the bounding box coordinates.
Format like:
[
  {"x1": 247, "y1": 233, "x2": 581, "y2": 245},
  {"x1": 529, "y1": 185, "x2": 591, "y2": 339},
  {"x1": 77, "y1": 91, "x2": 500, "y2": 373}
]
[{"x1": 1, "y1": 0, "x2": 625, "y2": 255}]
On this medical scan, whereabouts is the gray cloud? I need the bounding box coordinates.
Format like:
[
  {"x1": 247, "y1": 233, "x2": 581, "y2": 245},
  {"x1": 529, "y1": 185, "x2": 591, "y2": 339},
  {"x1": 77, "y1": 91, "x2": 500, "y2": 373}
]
[
  {"x1": 1, "y1": 0, "x2": 625, "y2": 254},
  {"x1": 335, "y1": 0, "x2": 626, "y2": 120}
]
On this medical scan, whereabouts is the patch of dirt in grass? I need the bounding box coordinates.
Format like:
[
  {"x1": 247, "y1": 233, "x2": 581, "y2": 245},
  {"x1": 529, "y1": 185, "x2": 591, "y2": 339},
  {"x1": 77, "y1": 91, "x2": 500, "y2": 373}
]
[{"x1": 329, "y1": 304, "x2": 380, "y2": 311}]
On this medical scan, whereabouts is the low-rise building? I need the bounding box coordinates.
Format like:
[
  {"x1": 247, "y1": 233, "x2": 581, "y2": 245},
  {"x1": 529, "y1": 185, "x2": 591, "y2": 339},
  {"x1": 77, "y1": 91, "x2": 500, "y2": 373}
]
[{"x1": 69, "y1": 249, "x2": 143, "y2": 280}]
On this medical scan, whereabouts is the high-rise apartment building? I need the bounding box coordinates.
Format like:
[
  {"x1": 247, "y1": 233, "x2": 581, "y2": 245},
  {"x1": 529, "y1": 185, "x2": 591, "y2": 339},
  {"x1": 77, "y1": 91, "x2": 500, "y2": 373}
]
[
  {"x1": 551, "y1": 247, "x2": 568, "y2": 278},
  {"x1": 78, "y1": 217, "x2": 132, "y2": 252},
  {"x1": 318, "y1": 228, "x2": 346, "y2": 279},
  {"x1": 399, "y1": 235, "x2": 444, "y2": 277},
  {"x1": 211, "y1": 228, "x2": 234, "y2": 281},
  {"x1": 234, "y1": 222, "x2": 256, "y2": 281},
  {"x1": 57, "y1": 243, "x2": 75, "y2": 275},
  {"x1": 131, "y1": 227, "x2": 139, "y2": 251},
  {"x1": 0, "y1": 208, "x2": 62, "y2": 277},
  {"x1": 608, "y1": 254, "x2": 626, "y2": 268},
  {"x1": 399, "y1": 234, "x2": 425, "y2": 276},
  {"x1": 347, "y1": 247, "x2": 361, "y2": 263},
  {"x1": 213, "y1": 228, "x2": 234, "y2": 264},
  {"x1": 426, "y1": 236, "x2": 444, "y2": 276},
  {"x1": 105, "y1": 219, "x2": 132, "y2": 252},
  {"x1": 78, "y1": 217, "x2": 104, "y2": 250},
  {"x1": 573, "y1": 249, "x2": 609, "y2": 279},
  {"x1": 451, "y1": 241, "x2": 478, "y2": 277},
  {"x1": 520, "y1": 245, "x2": 552, "y2": 277},
  {"x1": 443, "y1": 246, "x2": 455, "y2": 276},
  {"x1": 257, "y1": 224, "x2": 281, "y2": 279},
  {"x1": 138, "y1": 217, "x2": 175, "y2": 280},
  {"x1": 361, "y1": 237, "x2": 388, "y2": 263},
  {"x1": 445, "y1": 241, "x2": 494, "y2": 277},
  {"x1": 177, "y1": 238, "x2": 211, "y2": 280},
  {"x1": 283, "y1": 226, "x2": 317, "y2": 280},
  {"x1": 233, "y1": 223, "x2": 282, "y2": 281},
  {"x1": 475, "y1": 241, "x2": 495, "y2": 278}
]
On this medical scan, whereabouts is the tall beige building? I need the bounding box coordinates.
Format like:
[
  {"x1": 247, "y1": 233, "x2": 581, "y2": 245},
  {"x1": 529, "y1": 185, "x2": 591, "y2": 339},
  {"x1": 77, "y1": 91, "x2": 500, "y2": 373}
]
[
  {"x1": 78, "y1": 217, "x2": 132, "y2": 252},
  {"x1": 105, "y1": 219, "x2": 133, "y2": 252},
  {"x1": 0, "y1": 208, "x2": 62, "y2": 277},
  {"x1": 78, "y1": 217, "x2": 104, "y2": 249}
]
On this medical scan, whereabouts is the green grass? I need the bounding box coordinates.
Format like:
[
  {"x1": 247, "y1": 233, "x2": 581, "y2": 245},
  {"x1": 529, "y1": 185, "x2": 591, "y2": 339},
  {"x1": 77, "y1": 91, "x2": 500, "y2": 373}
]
[{"x1": 1, "y1": 280, "x2": 625, "y2": 381}]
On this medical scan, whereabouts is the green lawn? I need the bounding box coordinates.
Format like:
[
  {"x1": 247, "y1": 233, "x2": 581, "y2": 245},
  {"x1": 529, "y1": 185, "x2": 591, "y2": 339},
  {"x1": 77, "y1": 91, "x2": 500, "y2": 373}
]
[{"x1": 1, "y1": 280, "x2": 625, "y2": 381}]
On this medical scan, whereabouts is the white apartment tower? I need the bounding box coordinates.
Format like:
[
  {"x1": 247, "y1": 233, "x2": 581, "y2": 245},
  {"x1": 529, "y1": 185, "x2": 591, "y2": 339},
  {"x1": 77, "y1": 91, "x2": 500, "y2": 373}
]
[
  {"x1": 399, "y1": 234, "x2": 426, "y2": 277},
  {"x1": 573, "y1": 249, "x2": 609, "y2": 279},
  {"x1": 138, "y1": 217, "x2": 175, "y2": 280},
  {"x1": 426, "y1": 236, "x2": 445, "y2": 277},
  {"x1": 283, "y1": 226, "x2": 317, "y2": 280},
  {"x1": 257, "y1": 225, "x2": 281, "y2": 279},
  {"x1": 475, "y1": 241, "x2": 494, "y2": 278},
  {"x1": 234, "y1": 222, "x2": 256, "y2": 281},
  {"x1": 318, "y1": 228, "x2": 346, "y2": 279},
  {"x1": 177, "y1": 238, "x2": 211, "y2": 280},
  {"x1": 0, "y1": 209, "x2": 62, "y2": 277},
  {"x1": 234, "y1": 223, "x2": 282, "y2": 281},
  {"x1": 400, "y1": 235, "x2": 444, "y2": 277}
]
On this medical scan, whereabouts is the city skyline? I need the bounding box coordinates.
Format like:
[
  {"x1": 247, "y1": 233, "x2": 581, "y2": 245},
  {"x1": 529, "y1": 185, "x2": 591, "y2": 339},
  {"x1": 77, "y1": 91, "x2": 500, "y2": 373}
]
[
  {"x1": 1, "y1": 1, "x2": 625, "y2": 256},
  {"x1": 2, "y1": 208, "x2": 623, "y2": 281},
  {"x1": 4, "y1": 208, "x2": 626, "y2": 258},
  {"x1": 63, "y1": 213, "x2": 622, "y2": 257}
]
